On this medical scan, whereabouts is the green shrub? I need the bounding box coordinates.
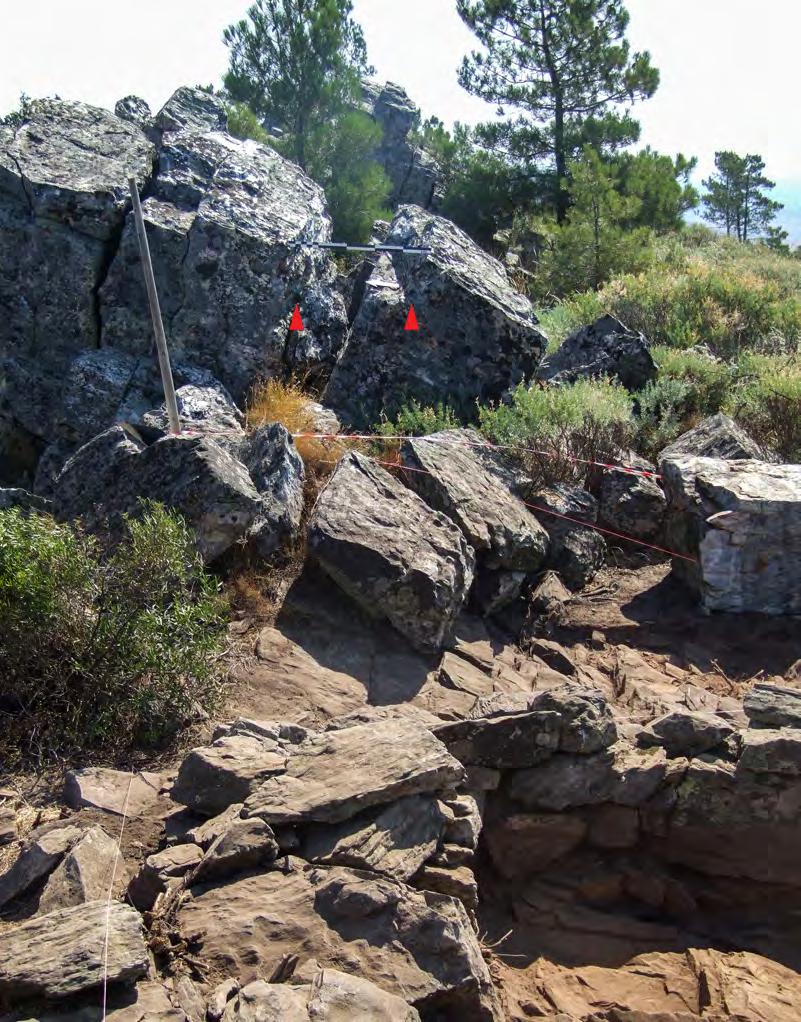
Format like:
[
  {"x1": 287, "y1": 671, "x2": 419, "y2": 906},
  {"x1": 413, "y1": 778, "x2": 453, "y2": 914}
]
[
  {"x1": 479, "y1": 379, "x2": 634, "y2": 489},
  {"x1": 0, "y1": 502, "x2": 228, "y2": 764},
  {"x1": 226, "y1": 101, "x2": 270, "y2": 144},
  {"x1": 375, "y1": 400, "x2": 462, "y2": 437},
  {"x1": 728, "y1": 354, "x2": 801, "y2": 461}
]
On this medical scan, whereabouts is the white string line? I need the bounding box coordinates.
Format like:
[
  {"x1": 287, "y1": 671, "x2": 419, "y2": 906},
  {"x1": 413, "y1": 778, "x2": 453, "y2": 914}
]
[{"x1": 101, "y1": 770, "x2": 135, "y2": 1021}]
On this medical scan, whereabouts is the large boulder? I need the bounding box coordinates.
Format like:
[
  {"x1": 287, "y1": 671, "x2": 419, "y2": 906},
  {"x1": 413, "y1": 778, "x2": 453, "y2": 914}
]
[
  {"x1": 661, "y1": 456, "x2": 801, "y2": 614},
  {"x1": 100, "y1": 117, "x2": 347, "y2": 402},
  {"x1": 360, "y1": 81, "x2": 439, "y2": 208},
  {"x1": 598, "y1": 460, "x2": 667, "y2": 541},
  {"x1": 537, "y1": 314, "x2": 657, "y2": 391},
  {"x1": 400, "y1": 430, "x2": 550, "y2": 580},
  {"x1": 323, "y1": 205, "x2": 548, "y2": 426},
  {"x1": 308, "y1": 452, "x2": 475, "y2": 651},
  {"x1": 53, "y1": 427, "x2": 304, "y2": 561},
  {"x1": 1, "y1": 88, "x2": 349, "y2": 488},
  {"x1": 660, "y1": 412, "x2": 766, "y2": 462},
  {"x1": 178, "y1": 861, "x2": 501, "y2": 1020},
  {"x1": 745, "y1": 683, "x2": 801, "y2": 730}
]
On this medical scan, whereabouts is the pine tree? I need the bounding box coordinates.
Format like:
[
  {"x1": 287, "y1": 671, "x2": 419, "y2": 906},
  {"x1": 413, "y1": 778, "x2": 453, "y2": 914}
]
[
  {"x1": 702, "y1": 152, "x2": 783, "y2": 242},
  {"x1": 223, "y1": 0, "x2": 372, "y2": 171},
  {"x1": 456, "y1": 0, "x2": 659, "y2": 221}
]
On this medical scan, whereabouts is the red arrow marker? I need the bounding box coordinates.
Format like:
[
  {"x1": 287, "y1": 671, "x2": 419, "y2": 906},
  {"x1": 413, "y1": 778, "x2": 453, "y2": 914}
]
[
  {"x1": 289, "y1": 304, "x2": 304, "y2": 331},
  {"x1": 404, "y1": 305, "x2": 419, "y2": 331}
]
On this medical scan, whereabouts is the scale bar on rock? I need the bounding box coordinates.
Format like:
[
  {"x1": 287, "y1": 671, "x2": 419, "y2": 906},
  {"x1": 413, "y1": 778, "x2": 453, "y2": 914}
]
[{"x1": 309, "y1": 242, "x2": 432, "y2": 254}]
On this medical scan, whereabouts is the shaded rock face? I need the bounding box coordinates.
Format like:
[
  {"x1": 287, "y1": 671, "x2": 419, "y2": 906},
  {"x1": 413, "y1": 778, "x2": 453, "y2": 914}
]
[
  {"x1": 114, "y1": 95, "x2": 153, "y2": 128},
  {"x1": 530, "y1": 484, "x2": 607, "y2": 590},
  {"x1": 599, "y1": 463, "x2": 667, "y2": 541},
  {"x1": 324, "y1": 205, "x2": 547, "y2": 427},
  {"x1": 53, "y1": 425, "x2": 304, "y2": 562},
  {"x1": 537, "y1": 314, "x2": 658, "y2": 391},
  {"x1": 660, "y1": 411, "x2": 766, "y2": 462},
  {"x1": 361, "y1": 81, "x2": 439, "y2": 208},
  {"x1": 661, "y1": 455, "x2": 801, "y2": 614},
  {"x1": 308, "y1": 452, "x2": 475, "y2": 651},
  {"x1": 0, "y1": 87, "x2": 347, "y2": 488}
]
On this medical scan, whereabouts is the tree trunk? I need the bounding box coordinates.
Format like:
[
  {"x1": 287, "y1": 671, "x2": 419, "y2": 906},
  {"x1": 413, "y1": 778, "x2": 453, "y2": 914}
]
[{"x1": 538, "y1": 1, "x2": 568, "y2": 223}]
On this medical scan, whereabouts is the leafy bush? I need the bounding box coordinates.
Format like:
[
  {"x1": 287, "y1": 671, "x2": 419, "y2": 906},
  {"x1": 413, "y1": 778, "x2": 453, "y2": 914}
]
[
  {"x1": 0, "y1": 503, "x2": 227, "y2": 763},
  {"x1": 479, "y1": 379, "x2": 634, "y2": 489},
  {"x1": 375, "y1": 400, "x2": 462, "y2": 437},
  {"x1": 226, "y1": 101, "x2": 270, "y2": 143},
  {"x1": 729, "y1": 354, "x2": 801, "y2": 461}
]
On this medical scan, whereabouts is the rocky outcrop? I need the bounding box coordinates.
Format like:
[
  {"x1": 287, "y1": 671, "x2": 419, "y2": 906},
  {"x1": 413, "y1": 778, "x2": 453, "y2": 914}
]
[
  {"x1": 52, "y1": 425, "x2": 304, "y2": 561},
  {"x1": 308, "y1": 452, "x2": 475, "y2": 651},
  {"x1": 360, "y1": 81, "x2": 439, "y2": 208},
  {"x1": 661, "y1": 456, "x2": 801, "y2": 614},
  {"x1": 598, "y1": 458, "x2": 666, "y2": 540},
  {"x1": 537, "y1": 314, "x2": 658, "y2": 391},
  {"x1": 660, "y1": 411, "x2": 766, "y2": 462},
  {"x1": 324, "y1": 205, "x2": 547, "y2": 426},
  {"x1": 0, "y1": 87, "x2": 347, "y2": 489}
]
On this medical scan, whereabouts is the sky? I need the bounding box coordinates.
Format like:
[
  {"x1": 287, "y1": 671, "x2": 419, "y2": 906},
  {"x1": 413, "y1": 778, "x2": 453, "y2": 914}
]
[{"x1": 2, "y1": 0, "x2": 799, "y2": 238}]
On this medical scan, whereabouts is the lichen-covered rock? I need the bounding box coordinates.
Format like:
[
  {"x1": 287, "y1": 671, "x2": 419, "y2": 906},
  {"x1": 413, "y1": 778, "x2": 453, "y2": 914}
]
[
  {"x1": 661, "y1": 456, "x2": 801, "y2": 614},
  {"x1": 324, "y1": 206, "x2": 547, "y2": 426},
  {"x1": 309, "y1": 452, "x2": 475, "y2": 651},
  {"x1": 140, "y1": 382, "x2": 244, "y2": 439},
  {"x1": 530, "y1": 484, "x2": 607, "y2": 590},
  {"x1": 745, "y1": 683, "x2": 801, "y2": 729},
  {"x1": 100, "y1": 124, "x2": 347, "y2": 402},
  {"x1": 638, "y1": 709, "x2": 734, "y2": 758},
  {"x1": 153, "y1": 86, "x2": 227, "y2": 135},
  {"x1": 400, "y1": 429, "x2": 549, "y2": 573},
  {"x1": 114, "y1": 95, "x2": 153, "y2": 128},
  {"x1": 660, "y1": 412, "x2": 766, "y2": 462},
  {"x1": 0, "y1": 487, "x2": 51, "y2": 513},
  {"x1": 53, "y1": 429, "x2": 302, "y2": 562},
  {"x1": 537, "y1": 314, "x2": 657, "y2": 391},
  {"x1": 361, "y1": 81, "x2": 439, "y2": 208}
]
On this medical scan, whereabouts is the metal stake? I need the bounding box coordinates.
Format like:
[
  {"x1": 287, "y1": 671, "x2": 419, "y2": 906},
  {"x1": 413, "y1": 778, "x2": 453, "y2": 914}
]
[{"x1": 128, "y1": 177, "x2": 181, "y2": 436}]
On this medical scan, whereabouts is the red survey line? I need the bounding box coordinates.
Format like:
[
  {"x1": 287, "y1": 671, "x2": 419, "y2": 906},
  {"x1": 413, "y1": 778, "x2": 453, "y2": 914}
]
[
  {"x1": 355, "y1": 457, "x2": 698, "y2": 565},
  {"x1": 293, "y1": 432, "x2": 661, "y2": 480}
]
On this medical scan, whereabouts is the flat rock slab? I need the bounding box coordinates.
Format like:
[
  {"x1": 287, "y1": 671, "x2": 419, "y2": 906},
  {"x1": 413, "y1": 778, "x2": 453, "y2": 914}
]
[
  {"x1": 301, "y1": 794, "x2": 446, "y2": 881},
  {"x1": 64, "y1": 768, "x2": 163, "y2": 817},
  {"x1": 745, "y1": 683, "x2": 801, "y2": 729},
  {"x1": 660, "y1": 412, "x2": 766, "y2": 462},
  {"x1": 308, "y1": 453, "x2": 475, "y2": 652},
  {"x1": 38, "y1": 825, "x2": 128, "y2": 914},
  {"x1": 0, "y1": 824, "x2": 83, "y2": 909},
  {"x1": 0, "y1": 900, "x2": 147, "y2": 999},
  {"x1": 243, "y1": 719, "x2": 465, "y2": 825},
  {"x1": 179, "y1": 861, "x2": 500, "y2": 1020}
]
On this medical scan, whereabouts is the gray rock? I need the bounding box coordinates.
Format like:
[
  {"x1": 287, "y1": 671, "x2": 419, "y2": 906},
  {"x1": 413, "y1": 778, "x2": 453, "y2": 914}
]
[
  {"x1": 660, "y1": 412, "x2": 765, "y2": 462},
  {"x1": 473, "y1": 568, "x2": 528, "y2": 615},
  {"x1": 153, "y1": 86, "x2": 227, "y2": 135},
  {"x1": 38, "y1": 826, "x2": 127, "y2": 914},
  {"x1": 361, "y1": 81, "x2": 438, "y2": 208},
  {"x1": 302, "y1": 794, "x2": 446, "y2": 881},
  {"x1": 639, "y1": 709, "x2": 734, "y2": 758},
  {"x1": 240, "y1": 422, "x2": 305, "y2": 555},
  {"x1": 128, "y1": 843, "x2": 203, "y2": 910},
  {"x1": 745, "y1": 684, "x2": 801, "y2": 729},
  {"x1": 599, "y1": 465, "x2": 666, "y2": 541},
  {"x1": 0, "y1": 824, "x2": 83, "y2": 909},
  {"x1": 507, "y1": 743, "x2": 669, "y2": 811},
  {"x1": 140, "y1": 382, "x2": 244, "y2": 440},
  {"x1": 100, "y1": 124, "x2": 348, "y2": 403},
  {"x1": 308, "y1": 452, "x2": 475, "y2": 652},
  {"x1": 0, "y1": 487, "x2": 51, "y2": 514},
  {"x1": 440, "y1": 794, "x2": 483, "y2": 850},
  {"x1": 179, "y1": 862, "x2": 500, "y2": 1020},
  {"x1": 537, "y1": 314, "x2": 657, "y2": 391},
  {"x1": 0, "y1": 100, "x2": 154, "y2": 475},
  {"x1": 414, "y1": 863, "x2": 479, "y2": 914},
  {"x1": 400, "y1": 429, "x2": 549, "y2": 572},
  {"x1": 172, "y1": 735, "x2": 287, "y2": 817},
  {"x1": 193, "y1": 818, "x2": 279, "y2": 882},
  {"x1": 243, "y1": 719, "x2": 465, "y2": 826},
  {"x1": 530, "y1": 485, "x2": 606, "y2": 590},
  {"x1": 739, "y1": 729, "x2": 801, "y2": 776},
  {"x1": 114, "y1": 95, "x2": 153, "y2": 128},
  {"x1": 661, "y1": 456, "x2": 801, "y2": 615},
  {"x1": 186, "y1": 803, "x2": 244, "y2": 849},
  {"x1": 324, "y1": 206, "x2": 547, "y2": 427},
  {"x1": 0, "y1": 900, "x2": 147, "y2": 999},
  {"x1": 54, "y1": 430, "x2": 300, "y2": 562}
]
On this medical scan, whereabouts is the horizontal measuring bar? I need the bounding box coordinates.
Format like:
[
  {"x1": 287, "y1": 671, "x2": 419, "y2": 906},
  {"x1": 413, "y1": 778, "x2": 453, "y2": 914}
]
[{"x1": 310, "y1": 242, "x2": 432, "y2": 254}]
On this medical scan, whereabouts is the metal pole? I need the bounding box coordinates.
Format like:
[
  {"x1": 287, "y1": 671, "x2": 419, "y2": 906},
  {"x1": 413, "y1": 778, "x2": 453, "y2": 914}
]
[{"x1": 127, "y1": 177, "x2": 181, "y2": 436}]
